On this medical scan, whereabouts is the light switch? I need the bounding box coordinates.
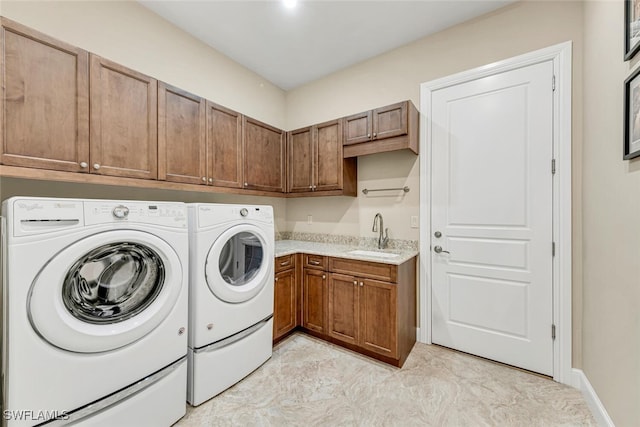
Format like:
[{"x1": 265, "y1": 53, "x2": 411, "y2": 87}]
[
  {"x1": 410, "y1": 216, "x2": 419, "y2": 228},
  {"x1": 307, "y1": 214, "x2": 313, "y2": 225}
]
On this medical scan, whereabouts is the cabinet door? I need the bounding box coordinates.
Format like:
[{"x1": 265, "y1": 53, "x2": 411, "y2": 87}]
[
  {"x1": 0, "y1": 18, "x2": 89, "y2": 172},
  {"x1": 90, "y1": 55, "x2": 157, "y2": 179},
  {"x1": 274, "y1": 268, "x2": 297, "y2": 340},
  {"x1": 207, "y1": 102, "x2": 243, "y2": 188},
  {"x1": 314, "y1": 119, "x2": 343, "y2": 191},
  {"x1": 359, "y1": 279, "x2": 397, "y2": 358},
  {"x1": 287, "y1": 126, "x2": 313, "y2": 193},
  {"x1": 372, "y1": 101, "x2": 407, "y2": 140},
  {"x1": 158, "y1": 83, "x2": 205, "y2": 185},
  {"x1": 327, "y1": 273, "x2": 359, "y2": 346},
  {"x1": 243, "y1": 116, "x2": 285, "y2": 192},
  {"x1": 343, "y1": 110, "x2": 371, "y2": 145},
  {"x1": 302, "y1": 268, "x2": 327, "y2": 334}
]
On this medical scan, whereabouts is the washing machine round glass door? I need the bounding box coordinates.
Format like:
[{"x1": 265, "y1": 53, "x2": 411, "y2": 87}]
[
  {"x1": 28, "y1": 230, "x2": 183, "y2": 353},
  {"x1": 204, "y1": 224, "x2": 272, "y2": 303}
]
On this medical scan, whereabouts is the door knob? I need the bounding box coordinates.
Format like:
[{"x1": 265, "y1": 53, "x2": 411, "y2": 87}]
[
  {"x1": 434, "y1": 246, "x2": 450, "y2": 254},
  {"x1": 93, "y1": 163, "x2": 101, "y2": 170},
  {"x1": 79, "y1": 162, "x2": 88, "y2": 168}
]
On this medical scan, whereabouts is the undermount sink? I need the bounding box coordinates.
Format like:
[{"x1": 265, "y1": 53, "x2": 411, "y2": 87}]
[{"x1": 347, "y1": 249, "x2": 400, "y2": 259}]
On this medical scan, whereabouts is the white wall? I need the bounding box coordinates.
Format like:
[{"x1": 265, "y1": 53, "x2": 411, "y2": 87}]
[{"x1": 582, "y1": 2, "x2": 640, "y2": 426}]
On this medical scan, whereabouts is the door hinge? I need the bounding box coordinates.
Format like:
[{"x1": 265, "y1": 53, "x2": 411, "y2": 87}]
[
  {"x1": 551, "y1": 158, "x2": 556, "y2": 175},
  {"x1": 552, "y1": 75, "x2": 556, "y2": 91},
  {"x1": 552, "y1": 324, "x2": 556, "y2": 340},
  {"x1": 552, "y1": 241, "x2": 556, "y2": 256}
]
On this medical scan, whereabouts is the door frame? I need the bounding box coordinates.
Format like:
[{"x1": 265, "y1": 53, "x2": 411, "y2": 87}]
[{"x1": 418, "y1": 42, "x2": 572, "y2": 385}]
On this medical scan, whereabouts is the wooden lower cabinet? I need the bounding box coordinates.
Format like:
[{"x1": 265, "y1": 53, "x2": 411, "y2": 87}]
[
  {"x1": 328, "y1": 274, "x2": 398, "y2": 359},
  {"x1": 274, "y1": 268, "x2": 297, "y2": 340},
  {"x1": 327, "y1": 273, "x2": 360, "y2": 346},
  {"x1": 302, "y1": 268, "x2": 327, "y2": 333},
  {"x1": 359, "y1": 278, "x2": 398, "y2": 358},
  {"x1": 273, "y1": 253, "x2": 416, "y2": 367}
]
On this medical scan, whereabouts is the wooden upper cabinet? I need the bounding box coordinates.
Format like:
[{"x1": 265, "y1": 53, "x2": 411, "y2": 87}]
[
  {"x1": 315, "y1": 119, "x2": 343, "y2": 191},
  {"x1": 243, "y1": 116, "x2": 285, "y2": 192},
  {"x1": 342, "y1": 100, "x2": 418, "y2": 158},
  {"x1": 287, "y1": 119, "x2": 346, "y2": 194},
  {"x1": 90, "y1": 55, "x2": 157, "y2": 179},
  {"x1": 0, "y1": 17, "x2": 89, "y2": 172},
  {"x1": 158, "y1": 83, "x2": 205, "y2": 185},
  {"x1": 207, "y1": 102, "x2": 243, "y2": 188},
  {"x1": 287, "y1": 126, "x2": 313, "y2": 193},
  {"x1": 373, "y1": 102, "x2": 407, "y2": 140},
  {"x1": 343, "y1": 110, "x2": 372, "y2": 145}
]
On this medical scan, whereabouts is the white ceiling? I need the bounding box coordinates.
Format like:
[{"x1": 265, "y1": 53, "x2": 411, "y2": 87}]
[{"x1": 140, "y1": 0, "x2": 516, "y2": 90}]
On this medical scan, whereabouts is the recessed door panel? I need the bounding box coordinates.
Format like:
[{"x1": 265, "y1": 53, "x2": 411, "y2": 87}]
[{"x1": 431, "y1": 60, "x2": 553, "y2": 375}]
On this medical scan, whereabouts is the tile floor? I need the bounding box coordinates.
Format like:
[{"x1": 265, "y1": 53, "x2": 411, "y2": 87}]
[{"x1": 176, "y1": 333, "x2": 595, "y2": 426}]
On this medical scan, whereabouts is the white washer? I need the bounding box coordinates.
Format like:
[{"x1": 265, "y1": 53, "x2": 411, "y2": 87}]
[
  {"x1": 1, "y1": 197, "x2": 189, "y2": 427},
  {"x1": 187, "y1": 203, "x2": 274, "y2": 406}
]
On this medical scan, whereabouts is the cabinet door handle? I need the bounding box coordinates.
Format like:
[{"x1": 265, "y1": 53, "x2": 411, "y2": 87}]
[
  {"x1": 353, "y1": 280, "x2": 357, "y2": 285},
  {"x1": 202, "y1": 177, "x2": 207, "y2": 182},
  {"x1": 79, "y1": 162, "x2": 88, "y2": 168},
  {"x1": 360, "y1": 282, "x2": 364, "y2": 287},
  {"x1": 373, "y1": 132, "x2": 377, "y2": 138},
  {"x1": 93, "y1": 163, "x2": 101, "y2": 170},
  {"x1": 244, "y1": 182, "x2": 248, "y2": 187},
  {"x1": 367, "y1": 133, "x2": 371, "y2": 139},
  {"x1": 280, "y1": 261, "x2": 290, "y2": 266},
  {"x1": 275, "y1": 277, "x2": 279, "y2": 282},
  {"x1": 209, "y1": 178, "x2": 213, "y2": 183},
  {"x1": 310, "y1": 260, "x2": 320, "y2": 265},
  {"x1": 322, "y1": 274, "x2": 326, "y2": 279}
]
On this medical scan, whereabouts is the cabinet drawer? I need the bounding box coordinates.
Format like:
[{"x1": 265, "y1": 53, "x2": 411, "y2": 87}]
[
  {"x1": 304, "y1": 254, "x2": 327, "y2": 270},
  {"x1": 275, "y1": 254, "x2": 295, "y2": 273},
  {"x1": 329, "y1": 257, "x2": 397, "y2": 283}
]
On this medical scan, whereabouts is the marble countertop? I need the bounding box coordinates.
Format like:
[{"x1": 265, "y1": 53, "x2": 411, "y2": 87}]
[{"x1": 275, "y1": 240, "x2": 418, "y2": 265}]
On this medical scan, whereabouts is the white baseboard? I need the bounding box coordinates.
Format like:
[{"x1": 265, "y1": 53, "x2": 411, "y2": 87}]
[{"x1": 572, "y1": 369, "x2": 615, "y2": 427}]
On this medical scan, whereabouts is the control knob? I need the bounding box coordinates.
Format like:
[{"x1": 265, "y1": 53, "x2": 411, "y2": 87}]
[{"x1": 113, "y1": 205, "x2": 130, "y2": 219}]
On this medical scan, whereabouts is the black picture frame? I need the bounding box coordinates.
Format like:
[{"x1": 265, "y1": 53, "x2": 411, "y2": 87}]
[
  {"x1": 626, "y1": 0, "x2": 640, "y2": 60},
  {"x1": 624, "y1": 66, "x2": 640, "y2": 159}
]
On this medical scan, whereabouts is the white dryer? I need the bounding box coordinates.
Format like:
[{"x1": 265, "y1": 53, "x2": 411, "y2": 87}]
[
  {"x1": 1, "y1": 197, "x2": 189, "y2": 426},
  {"x1": 187, "y1": 203, "x2": 274, "y2": 406}
]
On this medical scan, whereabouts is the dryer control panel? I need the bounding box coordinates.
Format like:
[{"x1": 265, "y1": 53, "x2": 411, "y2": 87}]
[{"x1": 197, "y1": 204, "x2": 274, "y2": 229}]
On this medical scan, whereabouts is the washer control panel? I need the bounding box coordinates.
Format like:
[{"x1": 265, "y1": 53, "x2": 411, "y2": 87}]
[{"x1": 85, "y1": 201, "x2": 187, "y2": 228}]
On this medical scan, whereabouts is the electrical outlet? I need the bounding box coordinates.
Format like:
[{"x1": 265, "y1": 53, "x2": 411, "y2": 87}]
[
  {"x1": 410, "y1": 216, "x2": 419, "y2": 228},
  {"x1": 307, "y1": 214, "x2": 313, "y2": 225}
]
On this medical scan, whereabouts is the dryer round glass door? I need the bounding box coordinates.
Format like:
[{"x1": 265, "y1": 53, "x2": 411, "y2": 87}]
[
  {"x1": 28, "y1": 230, "x2": 184, "y2": 353},
  {"x1": 204, "y1": 224, "x2": 273, "y2": 303}
]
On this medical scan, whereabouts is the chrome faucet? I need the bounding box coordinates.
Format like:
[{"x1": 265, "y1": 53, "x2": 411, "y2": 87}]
[{"x1": 372, "y1": 213, "x2": 389, "y2": 249}]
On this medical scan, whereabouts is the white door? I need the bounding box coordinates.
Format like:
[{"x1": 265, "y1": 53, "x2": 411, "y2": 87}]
[{"x1": 430, "y1": 60, "x2": 554, "y2": 375}]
